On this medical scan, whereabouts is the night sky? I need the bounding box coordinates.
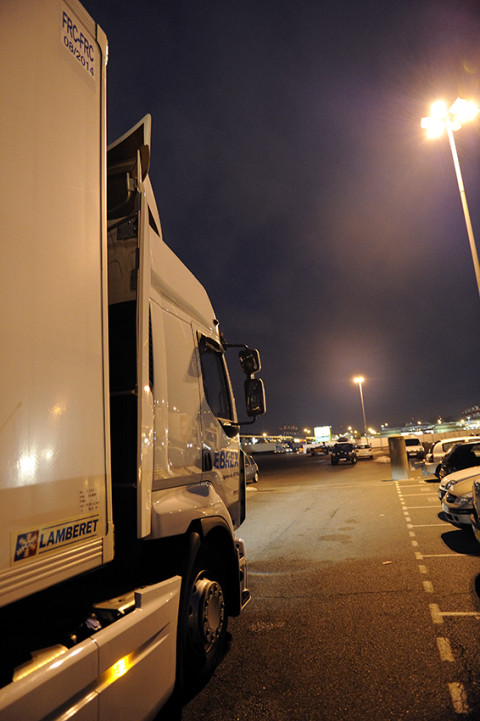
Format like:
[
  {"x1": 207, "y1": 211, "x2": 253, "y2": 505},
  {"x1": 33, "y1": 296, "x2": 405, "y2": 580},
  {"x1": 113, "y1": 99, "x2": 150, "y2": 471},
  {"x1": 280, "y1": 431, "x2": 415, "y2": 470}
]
[{"x1": 83, "y1": 0, "x2": 480, "y2": 435}]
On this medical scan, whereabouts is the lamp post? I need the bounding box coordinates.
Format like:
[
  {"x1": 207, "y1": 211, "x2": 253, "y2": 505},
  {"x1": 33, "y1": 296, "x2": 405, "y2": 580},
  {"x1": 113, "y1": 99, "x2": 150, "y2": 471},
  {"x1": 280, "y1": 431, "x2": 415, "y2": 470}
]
[
  {"x1": 421, "y1": 98, "x2": 480, "y2": 299},
  {"x1": 353, "y1": 376, "x2": 367, "y2": 439}
]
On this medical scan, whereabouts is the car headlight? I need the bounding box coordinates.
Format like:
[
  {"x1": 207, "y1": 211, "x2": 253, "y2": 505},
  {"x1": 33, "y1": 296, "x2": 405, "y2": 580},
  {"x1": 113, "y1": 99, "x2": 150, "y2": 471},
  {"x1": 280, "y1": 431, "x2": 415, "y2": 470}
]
[{"x1": 456, "y1": 492, "x2": 473, "y2": 506}]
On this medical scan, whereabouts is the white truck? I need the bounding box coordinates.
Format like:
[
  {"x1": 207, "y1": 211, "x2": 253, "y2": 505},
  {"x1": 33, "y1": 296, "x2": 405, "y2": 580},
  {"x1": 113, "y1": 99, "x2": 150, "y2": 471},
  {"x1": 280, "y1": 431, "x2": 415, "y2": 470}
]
[{"x1": 0, "y1": 1, "x2": 265, "y2": 719}]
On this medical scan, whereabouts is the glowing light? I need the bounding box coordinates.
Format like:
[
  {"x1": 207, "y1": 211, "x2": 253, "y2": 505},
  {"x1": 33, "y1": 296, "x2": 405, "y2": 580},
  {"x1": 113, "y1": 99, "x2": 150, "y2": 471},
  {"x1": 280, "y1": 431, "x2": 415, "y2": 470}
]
[
  {"x1": 450, "y1": 98, "x2": 479, "y2": 124},
  {"x1": 108, "y1": 656, "x2": 130, "y2": 681},
  {"x1": 353, "y1": 376, "x2": 368, "y2": 438},
  {"x1": 431, "y1": 100, "x2": 448, "y2": 118},
  {"x1": 421, "y1": 97, "x2": 480, "y2": 300},
  {"x1": 50, "y1": 403, "x2": 66, "y2": 417},
  {"x1": 421, "y1": 115, "x2": 445, "y2": 139},
  {"x1": 421, "y1": 97, "x2": 479, "y2": 139},
  {"x1": 18, "y1": 454, "x2": 37, "y2": 477}
]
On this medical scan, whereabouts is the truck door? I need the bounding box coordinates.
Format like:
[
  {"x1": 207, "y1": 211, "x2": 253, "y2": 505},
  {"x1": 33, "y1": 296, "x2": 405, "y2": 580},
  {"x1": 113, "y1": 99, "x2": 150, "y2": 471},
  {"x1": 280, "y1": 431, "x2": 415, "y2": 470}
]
[
  {"x1": 107, "y1": 116, "x2": 154, "y2": 538},
  {"x1": 198, "y1": 335, "x2": 244, "y2": 528}
]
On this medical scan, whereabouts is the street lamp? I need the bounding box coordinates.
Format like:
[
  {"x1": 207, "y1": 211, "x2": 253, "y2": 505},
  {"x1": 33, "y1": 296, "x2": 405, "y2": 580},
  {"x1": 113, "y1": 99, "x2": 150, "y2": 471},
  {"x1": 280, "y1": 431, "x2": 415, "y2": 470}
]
[
  {"x1": 353, "y1": 376, "x2": 367, "y2": 439},
  {"x1": 421, "y1": 98, "x2": 480, "y2": 298}
]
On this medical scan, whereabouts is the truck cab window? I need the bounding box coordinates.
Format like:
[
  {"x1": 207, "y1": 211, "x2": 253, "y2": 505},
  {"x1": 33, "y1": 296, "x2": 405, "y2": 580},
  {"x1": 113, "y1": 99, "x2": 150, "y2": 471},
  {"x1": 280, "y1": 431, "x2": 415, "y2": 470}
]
[{"x1": 199, "y1": 342, "x2": 233, "y2": 421}]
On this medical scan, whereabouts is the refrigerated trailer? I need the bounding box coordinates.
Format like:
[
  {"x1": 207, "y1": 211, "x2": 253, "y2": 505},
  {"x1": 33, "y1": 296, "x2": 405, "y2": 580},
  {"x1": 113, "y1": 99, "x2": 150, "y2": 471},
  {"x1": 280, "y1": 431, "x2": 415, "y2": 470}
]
[{"x1": 0, "y1": 1, "x2": 265, "y2": 719}]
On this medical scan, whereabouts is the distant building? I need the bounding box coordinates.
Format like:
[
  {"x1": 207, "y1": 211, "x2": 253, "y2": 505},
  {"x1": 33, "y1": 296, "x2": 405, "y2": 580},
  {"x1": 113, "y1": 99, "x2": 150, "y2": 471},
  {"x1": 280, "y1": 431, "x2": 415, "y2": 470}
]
[
  {"x1": 278, "y1": 425, "x2": 299, "y2": 436},
  {"x1": 462, "y1": 405, "x2": 480, "y2": 421}
]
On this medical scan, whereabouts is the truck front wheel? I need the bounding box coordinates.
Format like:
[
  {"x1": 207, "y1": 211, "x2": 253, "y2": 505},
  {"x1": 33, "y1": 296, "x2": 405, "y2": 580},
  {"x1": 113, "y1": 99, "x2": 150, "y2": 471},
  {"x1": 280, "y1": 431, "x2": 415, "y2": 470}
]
[{"x1": 181, "y1": 544, "x2": 229, "y2": 689}]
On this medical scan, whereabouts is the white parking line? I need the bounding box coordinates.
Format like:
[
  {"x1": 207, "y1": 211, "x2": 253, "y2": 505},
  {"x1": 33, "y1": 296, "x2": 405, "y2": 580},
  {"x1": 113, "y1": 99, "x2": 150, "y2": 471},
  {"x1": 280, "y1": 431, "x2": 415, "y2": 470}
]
[
  {"x1": 403, "y1": 504, "x2": 439, "y2": 509},
  {"x1": 422, "y1": 553, "x2": 468, "y2": 559},
  {"x1": 430, "y1": 603, "x2": 480, "y2": 624},
  {"x1": 436, "y1": 637, "x2": 454, "y2": 661},
  {"x1": 448, "y1": 682, "x2": 471, "y2": 714},
  {"x1": 417, "y1": 550, "x2": 471, "y2": 559},
  {"x1": 397, "y1": 480, "x2": 476, "y2": 715},
  {"x1": 402, "y1": 492, "x2": 439, "y2": 496},
  {"x1": 430, "y1": 604, "x2": 443, "y2": 624}
]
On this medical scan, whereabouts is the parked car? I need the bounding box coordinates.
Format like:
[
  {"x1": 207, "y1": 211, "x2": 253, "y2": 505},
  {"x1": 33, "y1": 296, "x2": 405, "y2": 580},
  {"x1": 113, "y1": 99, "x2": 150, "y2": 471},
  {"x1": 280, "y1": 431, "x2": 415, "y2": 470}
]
[
  {"x1": 310, "y1": 444, "x2": 328, "y2": 456},
  {"x1": 244, "y1": 452, "x2": 259, "y2": 483},
  {"x1": 441, "y1": 477, "x2": 475, "y2": 532},
  {"x1": 331, "y1": 442, "x2": 357, "y2": 465},
  {"x1": 355, "y1": 442, "x2": 374, "y2": 460},
  {"x1": 423, "y1": 435, "x2": 480, "y2": 478},
  {"x1": 438, "y1": 466, "x2": 480, "y2": 501},
  {"x1": 438, "y1": 440, "x2": 480, "y2": 479},
  {"x1": 404, "y1": 436, "x2": 425, "y2": 459}
]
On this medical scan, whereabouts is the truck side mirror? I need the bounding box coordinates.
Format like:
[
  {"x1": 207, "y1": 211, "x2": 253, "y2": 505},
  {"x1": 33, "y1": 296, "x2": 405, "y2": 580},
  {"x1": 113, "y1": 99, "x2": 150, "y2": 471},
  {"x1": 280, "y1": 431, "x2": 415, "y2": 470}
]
[
  {"x1": 244, "y1": 378, "x2": 266, "y2": 417},
  {"x1": 239, "y1": 348, "x2": 261, "y2": 376}
]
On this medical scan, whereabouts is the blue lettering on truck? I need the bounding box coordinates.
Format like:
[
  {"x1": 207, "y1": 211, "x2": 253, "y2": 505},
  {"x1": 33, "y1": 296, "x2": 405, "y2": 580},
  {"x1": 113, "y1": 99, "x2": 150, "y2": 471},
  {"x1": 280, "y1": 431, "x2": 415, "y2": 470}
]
[
  {"x1": 13, "y1": 516, "x2": 100, "y2": 563},
  {"x1": 61, "y1": 5, "x2": 96, "y2": 79},
  {"x1": 213, "y1": 450, "x2": 239, "y2": 470}
]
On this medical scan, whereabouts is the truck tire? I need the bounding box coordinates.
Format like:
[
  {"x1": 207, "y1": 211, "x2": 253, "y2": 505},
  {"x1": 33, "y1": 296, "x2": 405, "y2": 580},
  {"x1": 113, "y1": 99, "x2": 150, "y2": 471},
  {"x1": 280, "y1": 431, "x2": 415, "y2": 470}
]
[{"x1": 181, "y1": 543, "x2": 229, "y2": 690}]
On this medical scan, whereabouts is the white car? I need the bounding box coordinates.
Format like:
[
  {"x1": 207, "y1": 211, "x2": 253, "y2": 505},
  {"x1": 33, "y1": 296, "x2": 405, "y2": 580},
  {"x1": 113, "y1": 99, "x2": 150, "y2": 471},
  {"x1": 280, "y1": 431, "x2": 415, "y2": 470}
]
[
  {"x1": 423, "y1": 435, "x2": 480, "y2": 478},
  {"x1": 355, "y1": 443, "x2": 374, "y2": 460},
  {"x1": 438, "y1": 466, "x2": 480, "y2": 501},
  {"x1": 441, "y1": 477, "x2": 475, "y2": 531},
  {"x1": 404, "y1": 436, "x2": 425, "y2": 459}
]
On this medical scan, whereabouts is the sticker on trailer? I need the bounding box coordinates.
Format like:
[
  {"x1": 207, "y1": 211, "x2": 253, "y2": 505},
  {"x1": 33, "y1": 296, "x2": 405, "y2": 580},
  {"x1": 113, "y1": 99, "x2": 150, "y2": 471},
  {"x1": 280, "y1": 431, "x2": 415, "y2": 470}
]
[
  {"x1": 13, "y1": 515, "x2": 100, "y2": 563},
  {"x1": 60, "y1": 2, "x2": 97, "y2": 80}
]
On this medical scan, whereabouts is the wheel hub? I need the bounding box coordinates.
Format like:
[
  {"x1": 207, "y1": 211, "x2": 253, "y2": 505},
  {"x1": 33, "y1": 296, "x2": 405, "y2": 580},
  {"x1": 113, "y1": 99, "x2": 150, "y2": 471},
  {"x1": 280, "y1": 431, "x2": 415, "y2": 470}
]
[{"x1": 188, "y1": 575, "x2": 225, "y2": 653}]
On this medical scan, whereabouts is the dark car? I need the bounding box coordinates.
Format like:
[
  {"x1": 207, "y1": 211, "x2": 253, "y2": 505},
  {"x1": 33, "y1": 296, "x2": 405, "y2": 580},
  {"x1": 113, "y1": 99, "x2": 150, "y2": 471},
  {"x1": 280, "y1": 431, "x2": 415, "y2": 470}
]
[
  {"x1": 438, "y1": 440, "x2": 480, "y2": 479},
  {"x1": 331, "y1": 442, "x2": 357, "y2": 465}
]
